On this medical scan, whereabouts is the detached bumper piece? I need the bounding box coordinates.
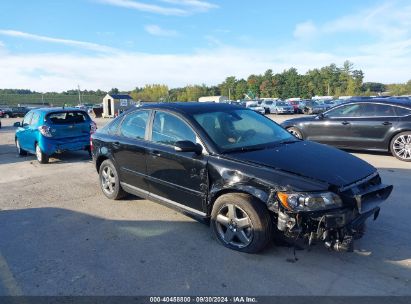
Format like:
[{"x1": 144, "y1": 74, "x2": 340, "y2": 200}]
[{"x1": 276, "y1": 173, "x2": 393, "y2": 252}]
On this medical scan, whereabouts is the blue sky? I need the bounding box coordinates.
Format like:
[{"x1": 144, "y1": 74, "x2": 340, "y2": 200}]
[{"x1": 0, "y1": 0, "x2": 410, "y2": 92}]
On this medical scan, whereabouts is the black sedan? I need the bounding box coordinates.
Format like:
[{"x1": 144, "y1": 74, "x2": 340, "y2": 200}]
[
  {"x1": 91, "y1": 103, "x2": 392, "y2": 253},
  {"x1": 281, "y1": 99, "x2": 411, "y2": 162}
]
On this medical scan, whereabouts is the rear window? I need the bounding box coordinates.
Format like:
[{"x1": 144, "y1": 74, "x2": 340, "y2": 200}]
[{"x1": 47, "y1": 111, "x2": 88, "y2": 124}]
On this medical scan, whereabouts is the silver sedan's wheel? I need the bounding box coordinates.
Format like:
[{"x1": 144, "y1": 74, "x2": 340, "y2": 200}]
[
  {"x1": 211, "y1": 193, "x2": 272, "y2": 253},
  {"x1": 215, "y1": 204, "x2": 253, "y2": 248},
  {"x1": 287, "y1": 127, "x2": 303, "y2": 139},
  {"x1": 101, "y1": 166, "x2": 116, "y2": 195},
  {"x1": 391, "y1": 132, "x2": 411, "y2": 162}
]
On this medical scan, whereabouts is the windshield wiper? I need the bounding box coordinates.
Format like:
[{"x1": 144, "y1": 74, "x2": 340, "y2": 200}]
[{"x1": 223, "y1": 145, "x2": 269, "y2": 154}]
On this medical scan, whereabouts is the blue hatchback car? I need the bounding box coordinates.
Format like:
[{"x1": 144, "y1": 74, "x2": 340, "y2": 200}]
[{"x1": 14, "y1": 108, "x2": 96, "y2": 163}]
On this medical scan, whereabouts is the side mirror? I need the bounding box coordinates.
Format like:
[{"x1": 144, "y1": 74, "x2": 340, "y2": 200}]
[
  {"x1": 317, "y1": 113, "x2": 325, "y2": 120},
  {"x1": 13, "y1": 122, "x2": 21, "y2": 127},
  {"x1": 174, "y1": 140, "x2": 203, "y2": 155}
]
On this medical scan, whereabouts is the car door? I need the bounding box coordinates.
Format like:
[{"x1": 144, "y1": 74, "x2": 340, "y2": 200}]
[
  {"x1": 112, "y1": 110, "x2": 151, "y2": 193},
  {"x1": 146, "y1": 110, "x2": 208, "y2": 214},
  {"x1": 343, "y1": 103, "x2": 399, "y2": 150},
  {"x1": 17, "y1": 112, "x2": 34, "y2": 151},
  {"x1": 303, "y1": 104, "x2": 362, "y2": 147}
]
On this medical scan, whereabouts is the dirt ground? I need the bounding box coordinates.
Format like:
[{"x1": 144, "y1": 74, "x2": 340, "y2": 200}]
[{"x1": 0, "y1": 115, "x2": 410, "y2": 296}]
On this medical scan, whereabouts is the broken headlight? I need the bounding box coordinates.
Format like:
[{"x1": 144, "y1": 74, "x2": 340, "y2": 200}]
[{"x1": 277, "y1": 191, "x2": 342, "y2": 211}]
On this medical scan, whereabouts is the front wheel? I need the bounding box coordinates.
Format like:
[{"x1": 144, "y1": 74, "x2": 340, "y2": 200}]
[
  {"x1": 16, "y1": 139, "x2": 27, "y2": 156},
  {"x1": 4, "y1": 114, "x2": 9, "y2": 118},
  {"x1": 99, "y1": 159, "x2": 127, "y2": 200},
  {"x1": 210, "y1": 193, "x2": 272, "y2": 253},
  {"x1": 286, "y1": 127, "x2": 303, "y2": 139},
  {"x1": 390, "y1": 132, "x2": 411, "y2": 162},
  {"x1": 35, "y1": 143, "x2": 49, "y2": 164}
]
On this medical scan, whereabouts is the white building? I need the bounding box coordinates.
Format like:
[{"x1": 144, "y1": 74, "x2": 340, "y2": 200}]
[
  {"x1": 198, "y1": 96, "x2": 228, "y2": 103},
  {"x1": 102, "y1": 94, "x2": 135, "y2": 118}
]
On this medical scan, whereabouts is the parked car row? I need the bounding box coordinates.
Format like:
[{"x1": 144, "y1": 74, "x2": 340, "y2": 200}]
[{"x1": 0, "y1": 106, "x2": 30, "y2": 118}]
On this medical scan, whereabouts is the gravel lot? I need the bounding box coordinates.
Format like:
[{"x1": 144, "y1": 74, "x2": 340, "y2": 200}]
[{"x1": 0, "y1": 115, "x2": 410, "y2": 296}]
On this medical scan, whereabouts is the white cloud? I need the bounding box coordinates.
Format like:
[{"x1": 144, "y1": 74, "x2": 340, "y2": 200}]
[
  {"x1": 0, "y1": 29, "x2": 119, "y2": 53},
  {"x1": 0, "y1": 44, "x2": 410, "y2": 92},
  {"x1": 144, "y1": 25, "x2": 178, "y2": 37},
  {"x1": 160, "y1": 0, "x2": 218, "y2": 12},
  {"x1": 96, "y1": 0, "x2": 217, "y2": 15},
  {"x1": 293, "y1": 21, "x2": 317, "y2": 40}
]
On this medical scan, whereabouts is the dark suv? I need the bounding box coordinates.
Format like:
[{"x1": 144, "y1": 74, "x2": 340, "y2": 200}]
[{"x1": 91, "y1": 103, "x2": 392, "y2": 253}]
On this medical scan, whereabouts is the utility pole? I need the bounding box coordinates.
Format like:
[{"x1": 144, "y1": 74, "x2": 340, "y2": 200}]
[
  {"x1": 78, "y1": 85, "x2": 81, "y2": 105},
  {"x1": 228, "y1": 88, "x2": 231, "y2": 100}
]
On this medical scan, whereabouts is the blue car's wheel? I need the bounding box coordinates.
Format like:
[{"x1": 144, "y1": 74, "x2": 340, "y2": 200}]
[
  {"x1": 16, "y1": 139, "x2": 27, "y2": 156},
  {"x1": 35, "y1": 143, "x2": 49, "y2": 164}
]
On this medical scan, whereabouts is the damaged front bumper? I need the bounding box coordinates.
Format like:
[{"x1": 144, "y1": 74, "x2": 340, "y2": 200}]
[{"x1": 274, "y1": 174, "x2": 393, "y2": 252}]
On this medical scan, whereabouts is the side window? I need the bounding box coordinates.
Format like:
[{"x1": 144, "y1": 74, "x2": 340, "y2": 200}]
[
  {"x1": 360, "y1": 104, "x2": 396, "y2": 117},
  {"x1": 325, "y1": 104, "x2": 361, "y2": 117},
  {"x1": 152, "y1": 112, "x2": 196, "y2": 146},
  {"x1": 105, "y1": 117, "x2": 122, "y2": 135},
  {"x1": 394, "y1": 106, "x2": 411, "y2": 116},
  {"x1": 119, "y1": 110, "x2": 149, "y2": 140},
  {"x1": 22, "y1": 112, "x2": 33, "y2": 126},
  {"x1": 31, "y1": 113, "x2": 40, "y2": 126}
]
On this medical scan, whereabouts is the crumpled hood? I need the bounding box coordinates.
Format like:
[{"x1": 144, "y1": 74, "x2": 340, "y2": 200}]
[{"x1": 225, "y1": 140, "x2": 376, "y2": 187}]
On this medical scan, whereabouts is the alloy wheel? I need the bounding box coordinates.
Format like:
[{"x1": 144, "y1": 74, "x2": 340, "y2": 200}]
[
  {"x1": 288, "y1": 128, "x2": 302, "y2": 139},
  {"x1": 101, "y1": 166, "x2": 116, "y2": 195},
  {"x1": 36, "y1": 145, "x2": 42, "y2": 162},
  {"x1": 393, "y1": 134, "x2": 411, "y2": 160},
  {"x1": 215, "y1": 203, "x2": 253, "y2": 248}
]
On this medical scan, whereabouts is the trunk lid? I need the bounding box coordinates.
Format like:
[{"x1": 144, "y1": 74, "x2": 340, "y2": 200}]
[{"x1": 46, "y1": 111, "x2": 91, "y2": 139}]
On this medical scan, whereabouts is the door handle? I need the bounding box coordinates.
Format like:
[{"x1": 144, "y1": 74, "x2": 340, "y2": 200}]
[
  {"x1": 382, "y1": 121, "x2": 392, "y2": 126},
  {"x1": 341, "y1": 121, "x2": 350, "y2": 125},
  {"x1": 150, "y1": 150, "x2": 161, "y2": 157}
]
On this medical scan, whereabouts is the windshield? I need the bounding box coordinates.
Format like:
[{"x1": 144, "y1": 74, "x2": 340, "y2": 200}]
[
  {"x1": 264, "y1": 101, "x2": 273, "y2": 105},
  {"x1": 193, "y1": 109, "x2": 296, "y2": 153},
  {"x1": 276, "y1": 102, "x2": 287, "y2": 106}
]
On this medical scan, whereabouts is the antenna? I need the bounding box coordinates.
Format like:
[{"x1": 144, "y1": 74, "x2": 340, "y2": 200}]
[{"x1": 78, "y1": 85, "x2": 81, "y2": 105}]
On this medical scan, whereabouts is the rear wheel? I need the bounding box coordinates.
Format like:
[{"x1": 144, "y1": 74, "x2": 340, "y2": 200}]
[
  {"x1": 210, "y1": 193, "x2": 272, "y2": 253},
  {"x1": 99, "y1": 159, "x2": 127, "y2": 200},
  {"x1": 16, "y1": 139, "x2": 27, "y2": 156},
  {"x1": 390, "y1": 132, "x2": 411, "y2": 162},
  {"x1": 286, "y1": 127, "x2": 303, "y2": 139},
  {"x1": 35, "y1": 143, "x2": 49, "y2": 164}
]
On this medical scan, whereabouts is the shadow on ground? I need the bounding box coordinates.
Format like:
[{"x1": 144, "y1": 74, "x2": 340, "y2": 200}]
[{"x1": 0, "y1": 206, "x2": 410, "y2": 296}]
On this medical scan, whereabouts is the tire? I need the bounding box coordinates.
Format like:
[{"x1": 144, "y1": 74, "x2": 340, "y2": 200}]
[
  {"x1": 286, "y1": 127, "x2": 303, "y2": 139},
  {"x1": 210, "y1": 193, "x2": 272, "y2": 253},
  {"x1": 4, "y1": 114, "x2": 9, "y2": 118},
  {"x1": 390, "y1": 131, "x2": 411, "y2": 162},
  {"x1": 35, "y1": 143, "x2": 49, "y2": 164},
  {"x1": 16, "y1": 139, "x2": 27, "y2": 156},
  {"x1": 99, "y1": 159, "x2": 127, "y2": 200}
]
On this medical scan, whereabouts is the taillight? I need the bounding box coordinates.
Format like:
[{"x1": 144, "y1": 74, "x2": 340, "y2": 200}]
[
  {"x1": 90, "y1": 121, "x2": 97, "y2": 134},
  {"x1": 38, "y1": 125, "x2": 52, "y2": 137}
]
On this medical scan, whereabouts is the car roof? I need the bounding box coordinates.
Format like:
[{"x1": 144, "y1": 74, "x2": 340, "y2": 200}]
[
  {"x1": 344, "y1": 98, "x2": 411, "y2": 108},
  {"x1": 31, "y1": 107, "x2": 88, "y2": 114},
  {"x1": 138, "y1": 102, "x2": 243, "y2": 115}
]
